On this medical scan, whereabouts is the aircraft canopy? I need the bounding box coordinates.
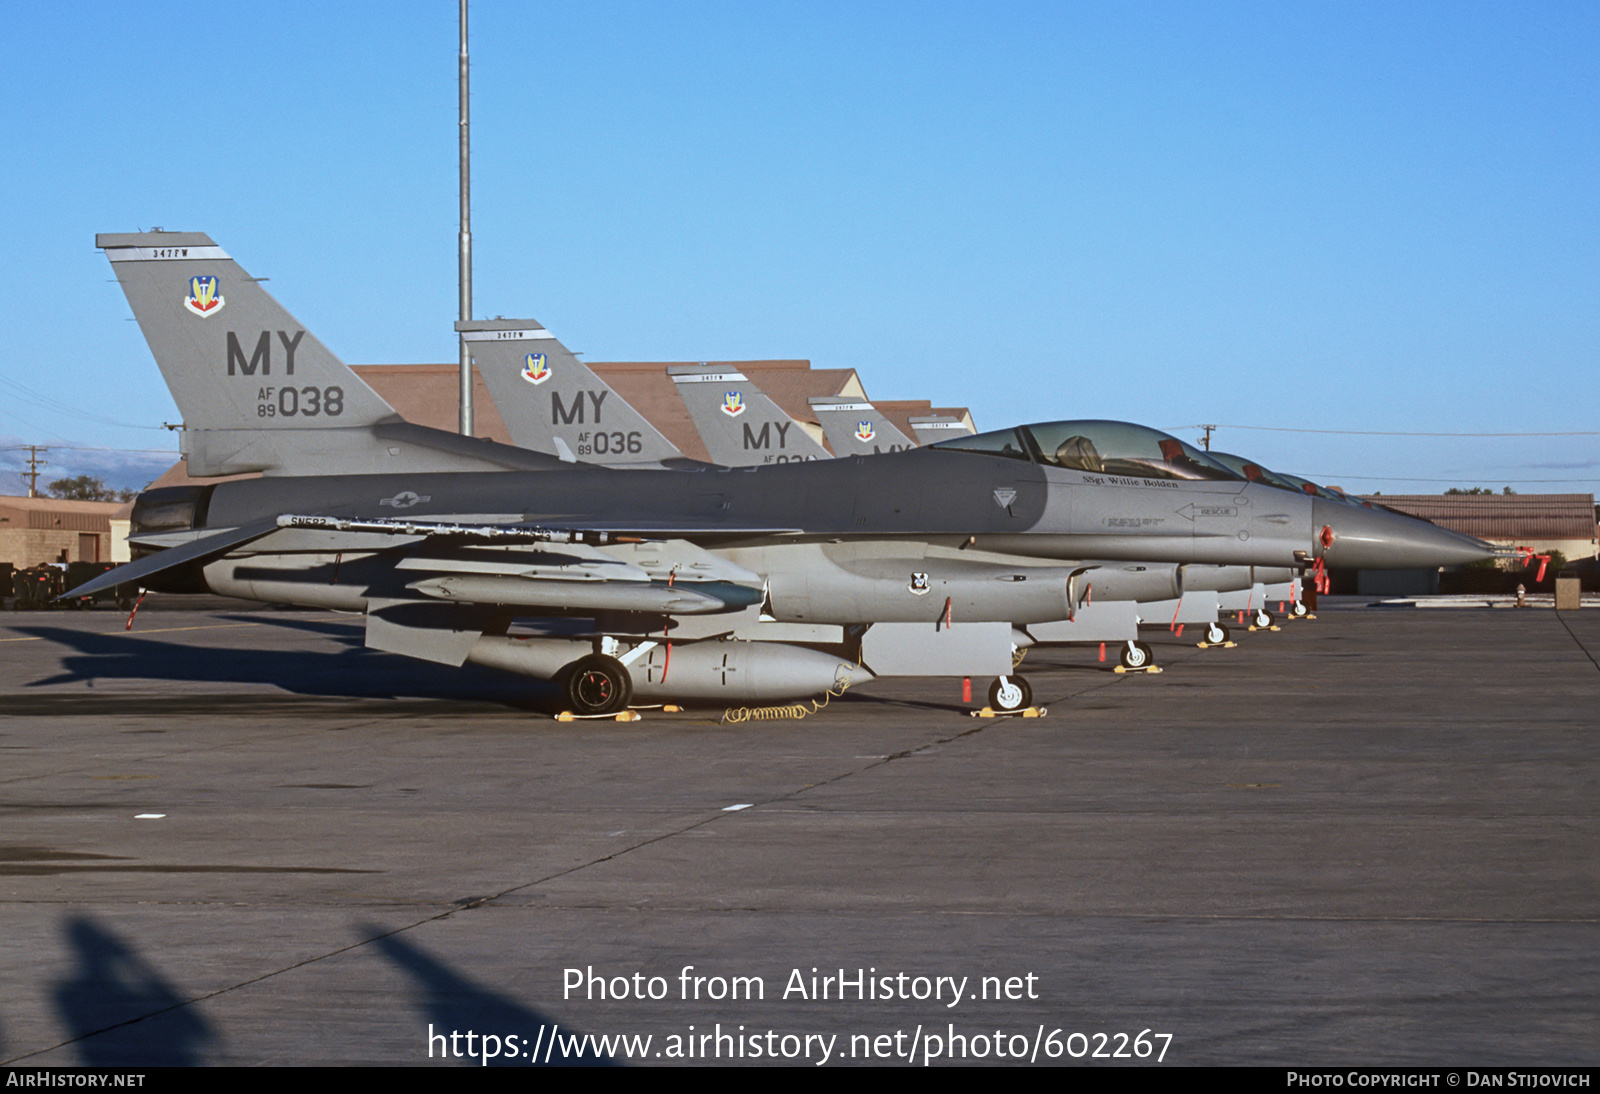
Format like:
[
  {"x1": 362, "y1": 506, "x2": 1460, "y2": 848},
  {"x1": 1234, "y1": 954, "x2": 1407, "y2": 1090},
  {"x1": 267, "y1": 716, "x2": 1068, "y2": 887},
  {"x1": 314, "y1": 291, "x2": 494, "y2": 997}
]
[{"x1": 931, "y1": 420, "x2": 1244, "y2": 482}]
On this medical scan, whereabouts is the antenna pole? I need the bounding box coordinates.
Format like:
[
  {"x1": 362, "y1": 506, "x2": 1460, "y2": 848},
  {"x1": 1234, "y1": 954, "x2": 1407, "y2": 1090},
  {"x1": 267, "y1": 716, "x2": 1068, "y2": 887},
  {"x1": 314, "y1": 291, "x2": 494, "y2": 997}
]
[{"x1": 457, "y1": 0, "x2": 474, "y2": 436}]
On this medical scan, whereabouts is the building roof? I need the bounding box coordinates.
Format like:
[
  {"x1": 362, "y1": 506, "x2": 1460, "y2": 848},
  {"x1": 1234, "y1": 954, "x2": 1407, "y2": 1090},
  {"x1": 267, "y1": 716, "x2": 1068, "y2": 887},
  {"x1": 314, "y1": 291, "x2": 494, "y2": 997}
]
[
  {"x1": 1365, "y1": 494, "x2": 1599, "y2": 543},
  {"x1": 0, "y1": 495, "x2": 122, "y2": 532}
]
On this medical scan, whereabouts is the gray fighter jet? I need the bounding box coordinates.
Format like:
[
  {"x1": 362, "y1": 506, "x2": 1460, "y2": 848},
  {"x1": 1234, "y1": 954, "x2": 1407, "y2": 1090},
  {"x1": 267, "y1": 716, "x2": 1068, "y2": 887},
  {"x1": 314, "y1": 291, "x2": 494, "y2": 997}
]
[{"x1": 74, "y1": 231, "x2": 1494, "y2": 715}]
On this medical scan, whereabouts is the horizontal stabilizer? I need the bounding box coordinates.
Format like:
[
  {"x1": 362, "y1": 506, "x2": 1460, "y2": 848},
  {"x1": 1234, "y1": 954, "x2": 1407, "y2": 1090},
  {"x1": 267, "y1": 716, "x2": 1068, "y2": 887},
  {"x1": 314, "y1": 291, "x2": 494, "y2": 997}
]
[{"x1": 59, "y1": 518, "x2": 281, "y2": 600}]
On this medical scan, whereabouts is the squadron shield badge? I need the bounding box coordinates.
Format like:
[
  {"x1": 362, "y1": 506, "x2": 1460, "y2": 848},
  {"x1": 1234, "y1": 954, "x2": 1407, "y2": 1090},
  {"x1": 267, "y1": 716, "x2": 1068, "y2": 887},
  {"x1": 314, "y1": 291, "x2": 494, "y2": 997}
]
[
  {"x1": 855, "y1": 421, "x2": 875, "y2": 442},
  {"x1": 183, "y1": 275, "x2": 225, "y2": 318},
  {"x1": 908, "y1": 571, "x2": 931, "y2": 596},
  {"x1": 521, "y1": 352, "x2": 552, "y2": 385},
  {"x1": 721, "y1": 391, "x2": 745, "y2": 417}
]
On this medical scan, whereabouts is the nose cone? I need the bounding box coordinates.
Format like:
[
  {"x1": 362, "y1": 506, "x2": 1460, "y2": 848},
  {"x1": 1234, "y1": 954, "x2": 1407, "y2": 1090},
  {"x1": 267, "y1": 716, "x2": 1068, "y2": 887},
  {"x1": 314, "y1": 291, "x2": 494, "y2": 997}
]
[{"x1": 1312, "y1": 499, "x2": 1496, "y2": 569}]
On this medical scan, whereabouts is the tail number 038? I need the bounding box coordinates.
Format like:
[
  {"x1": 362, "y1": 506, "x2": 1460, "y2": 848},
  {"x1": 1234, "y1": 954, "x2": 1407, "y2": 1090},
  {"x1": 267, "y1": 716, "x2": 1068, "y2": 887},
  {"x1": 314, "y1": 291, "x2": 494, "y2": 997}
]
[{"x1": 257, "y1": 387, "x2": 344, "y2": 418}]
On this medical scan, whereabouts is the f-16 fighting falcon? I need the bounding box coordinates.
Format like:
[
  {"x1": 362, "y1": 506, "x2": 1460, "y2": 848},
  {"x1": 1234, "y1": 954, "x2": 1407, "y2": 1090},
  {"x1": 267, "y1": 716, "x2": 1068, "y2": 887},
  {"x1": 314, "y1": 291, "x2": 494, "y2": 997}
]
[{"x1": 70, "y1": 231, "x2": 1497, "y2": 715}]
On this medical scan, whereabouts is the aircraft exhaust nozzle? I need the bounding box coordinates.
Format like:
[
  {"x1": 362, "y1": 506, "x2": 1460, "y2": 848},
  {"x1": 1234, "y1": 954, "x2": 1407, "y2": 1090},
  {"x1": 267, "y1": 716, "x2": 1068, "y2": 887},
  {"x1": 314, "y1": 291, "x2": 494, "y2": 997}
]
[{"x1": 1311, "y1": 499, "x2": 1497, "y2": 569}]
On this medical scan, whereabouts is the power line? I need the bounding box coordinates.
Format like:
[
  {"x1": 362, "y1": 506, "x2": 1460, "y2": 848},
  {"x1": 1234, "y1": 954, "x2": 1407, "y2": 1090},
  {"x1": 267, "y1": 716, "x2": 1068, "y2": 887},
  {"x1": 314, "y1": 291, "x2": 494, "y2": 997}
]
[
  {"x1": 1, "y1": 444, "x2": 176, "y2": 455},
  {"x1": 0, "y1": 375, "x2": 164, "y2": 431},
  {"x1": 1169, "y1": 423, "x2": 1600, "y2": 438}
]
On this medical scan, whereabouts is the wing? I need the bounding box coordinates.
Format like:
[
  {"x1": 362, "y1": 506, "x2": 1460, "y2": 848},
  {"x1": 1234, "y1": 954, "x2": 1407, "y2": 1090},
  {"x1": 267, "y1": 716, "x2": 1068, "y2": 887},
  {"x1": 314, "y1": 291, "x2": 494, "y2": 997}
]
[{"x1": 68, "y1": 514, "x2": 770, "y2": 666}]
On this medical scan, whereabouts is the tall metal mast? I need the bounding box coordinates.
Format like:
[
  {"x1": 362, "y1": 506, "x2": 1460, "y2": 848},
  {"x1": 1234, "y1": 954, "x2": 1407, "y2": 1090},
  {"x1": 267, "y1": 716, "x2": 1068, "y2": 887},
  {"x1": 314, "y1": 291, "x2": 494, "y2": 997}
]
[{"x1": 457, "y1": 0, "x2": 474, "y2": 436}]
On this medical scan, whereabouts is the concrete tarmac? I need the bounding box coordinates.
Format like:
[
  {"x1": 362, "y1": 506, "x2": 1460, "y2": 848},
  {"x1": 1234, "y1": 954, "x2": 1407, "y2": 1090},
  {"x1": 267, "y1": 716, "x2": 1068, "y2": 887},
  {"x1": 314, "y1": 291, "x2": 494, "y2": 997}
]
[{"x1": 1, "y1": 599, "x2": 1596, "y2": 1066}]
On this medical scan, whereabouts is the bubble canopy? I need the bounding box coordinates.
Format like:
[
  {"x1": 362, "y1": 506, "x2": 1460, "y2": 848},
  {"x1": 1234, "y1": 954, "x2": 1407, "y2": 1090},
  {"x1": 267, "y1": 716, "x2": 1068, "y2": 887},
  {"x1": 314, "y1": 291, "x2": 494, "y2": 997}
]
[
  {"x1": 1209, "y1": 451, "x2": 1306, "y2": 493},
  {"x1": 929, "y1": 421, "x2": 1245, "y2": 483}
]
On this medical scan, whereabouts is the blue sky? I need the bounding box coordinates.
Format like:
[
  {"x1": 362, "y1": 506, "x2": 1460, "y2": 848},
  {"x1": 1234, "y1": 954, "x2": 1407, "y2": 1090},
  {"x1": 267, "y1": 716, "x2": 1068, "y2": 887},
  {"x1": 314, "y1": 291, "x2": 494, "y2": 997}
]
[{"x1": 2, "y1": 1, "x2": 1596, "y2": 495}]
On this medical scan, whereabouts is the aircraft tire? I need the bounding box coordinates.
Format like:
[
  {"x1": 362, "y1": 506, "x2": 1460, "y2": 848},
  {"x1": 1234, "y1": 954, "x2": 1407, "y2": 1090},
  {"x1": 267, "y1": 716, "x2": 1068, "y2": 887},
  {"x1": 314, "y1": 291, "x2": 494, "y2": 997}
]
[
  {"x1": 1292, "y1": 602, "x2": 1308, "y2": 618},
  {"x1": 1254, "y1": 609, "x2": 1276, "y2": 628},
  {"x1": 563, "y1": 654, "x2": 633, "y2": 716},
  {"x1": 988, "y1": 675, "x2": 1032, "y2": 712},
  {"x1": 1205, "y1": 621, "x2": 1230, "y2": 645},
  {"x1": 1119, "y1": 641, "x2": 1154, "y2": 670}
]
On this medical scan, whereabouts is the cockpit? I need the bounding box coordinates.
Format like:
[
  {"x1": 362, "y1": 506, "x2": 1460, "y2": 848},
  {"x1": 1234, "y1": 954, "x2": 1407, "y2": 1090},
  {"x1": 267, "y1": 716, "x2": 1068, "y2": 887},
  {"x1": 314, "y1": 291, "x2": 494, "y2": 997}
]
[
  {"x1": 1210, "y1": 451, "x2": 1306, "y2": 493},
  {"x1": 929, "y1": 420, "x2": 1245, "y2": 483}
]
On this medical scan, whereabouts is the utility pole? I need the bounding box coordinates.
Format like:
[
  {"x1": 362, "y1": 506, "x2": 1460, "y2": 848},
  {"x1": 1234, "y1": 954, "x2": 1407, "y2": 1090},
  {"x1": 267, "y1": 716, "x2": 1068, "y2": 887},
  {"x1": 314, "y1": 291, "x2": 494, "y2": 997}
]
[
  {"x1": 457, "y1": 0, "x2": 474, "y2": 437},
  {"x1": 1199, "y1": 424, "x2": 1217, "y2": 451},
  {"x1": 24, "y1": 445, "x2": 48, "y2": 497}
]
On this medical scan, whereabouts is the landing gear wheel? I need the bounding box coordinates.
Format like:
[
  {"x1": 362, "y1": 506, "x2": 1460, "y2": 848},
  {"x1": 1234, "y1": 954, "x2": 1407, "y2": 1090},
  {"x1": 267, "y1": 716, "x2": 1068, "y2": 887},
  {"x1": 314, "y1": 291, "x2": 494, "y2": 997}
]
[
  {"x1": 563, "y1": 654, "x2": 633, "y2": 716},
  {"x1": 1119, "y1": 641, "x2": 1154, "y2": 669},
  {"x1": 1253, "y1": 608, "x2": 1276, "y2": 628},
  {"x1": 988, "y1": 675, "x2": 1032, "y2": 712},
  {"x1": 1291, "y1": 601, "x2": 1308, "y2": 618},
  {"x1": 1204, "y1": 621, "x2": 1230, "y2": 645}
]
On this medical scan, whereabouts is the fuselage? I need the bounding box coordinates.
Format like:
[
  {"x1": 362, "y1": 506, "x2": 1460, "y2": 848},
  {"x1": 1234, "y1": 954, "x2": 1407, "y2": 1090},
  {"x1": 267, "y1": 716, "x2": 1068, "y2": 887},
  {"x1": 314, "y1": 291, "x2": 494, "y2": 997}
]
[{"x1": 174, "y1": 446, "x2": 1322, "y2": 569}]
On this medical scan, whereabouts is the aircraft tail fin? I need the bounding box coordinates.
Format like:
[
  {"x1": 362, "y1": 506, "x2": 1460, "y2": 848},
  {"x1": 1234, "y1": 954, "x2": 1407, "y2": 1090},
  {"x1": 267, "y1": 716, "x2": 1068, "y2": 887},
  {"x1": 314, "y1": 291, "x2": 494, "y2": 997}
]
[
  {"x1": 908, "y1": 415, "x2": 975, "y2": 445},
  {"x1": 668, "y1": 365, "x2": 831, "y2": 466},
  {"x1": 458, "y1": 319, "x2": 684, "y2": 465},
  {"x1": 808, "y1": 397, "x2": 916, "y2": 457},
  {"x1": 98, "y1": 231, "x2": 533, "y2": 476}
]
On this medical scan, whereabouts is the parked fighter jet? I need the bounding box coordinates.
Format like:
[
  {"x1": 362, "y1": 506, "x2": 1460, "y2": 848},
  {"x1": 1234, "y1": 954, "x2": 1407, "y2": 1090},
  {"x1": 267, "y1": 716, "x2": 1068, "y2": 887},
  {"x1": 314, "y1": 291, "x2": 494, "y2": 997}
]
[{"x1": 74, "y1": 232, "x2": 1495, "y2": 715}]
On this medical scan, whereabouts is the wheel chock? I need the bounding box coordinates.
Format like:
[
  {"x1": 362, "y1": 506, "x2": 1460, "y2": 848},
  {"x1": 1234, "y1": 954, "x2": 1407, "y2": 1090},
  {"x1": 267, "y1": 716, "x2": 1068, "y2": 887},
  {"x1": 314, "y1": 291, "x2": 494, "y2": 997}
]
[
  {"x1": 555, "y1": 709, "x2": 645, "y2": 722},
  {"x1": 1113, "y1": 664, "x2": 1163, "y2": 674},
  {"x1": 1248, "y1": 625, "x2": 1282, "y2": 633},
  {"x1": 1196, "y1": 640, "x2": 1237, "y2": 649},
  {"x1": 662, "y1": 704, "x2": 683, "y2": 713},
  {"x1": 970, "y1": 705, "x2": 1049, "y2": 718}
]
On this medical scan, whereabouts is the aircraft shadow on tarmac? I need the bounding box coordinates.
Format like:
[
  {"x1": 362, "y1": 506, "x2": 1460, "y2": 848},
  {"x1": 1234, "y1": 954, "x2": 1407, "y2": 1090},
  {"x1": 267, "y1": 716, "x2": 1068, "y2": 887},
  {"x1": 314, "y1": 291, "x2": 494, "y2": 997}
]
[
  {"x1": 14, "y1": 624, "x2": 560, "y2": 710},
  {"x1": 51, "y1": 915, "x2": 217, "y2": 1067},
  {"x1": 363, "y1": 926, "x2": 612, "y2": 1067}
]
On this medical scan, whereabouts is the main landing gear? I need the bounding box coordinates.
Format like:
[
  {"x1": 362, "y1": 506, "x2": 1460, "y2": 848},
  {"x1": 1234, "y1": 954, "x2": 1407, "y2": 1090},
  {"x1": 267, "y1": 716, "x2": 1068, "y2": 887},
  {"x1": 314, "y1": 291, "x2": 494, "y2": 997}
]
[{"x1": 563, "y1": 654, "x2": 633, "y2": 716}]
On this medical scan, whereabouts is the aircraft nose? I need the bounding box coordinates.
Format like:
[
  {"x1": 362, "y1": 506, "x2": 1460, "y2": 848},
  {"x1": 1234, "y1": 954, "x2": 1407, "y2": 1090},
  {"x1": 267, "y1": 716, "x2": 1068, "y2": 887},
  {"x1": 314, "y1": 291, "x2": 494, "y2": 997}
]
[{"x1": 1311, "y1": 499, "x2": 1497, "y2": 569}]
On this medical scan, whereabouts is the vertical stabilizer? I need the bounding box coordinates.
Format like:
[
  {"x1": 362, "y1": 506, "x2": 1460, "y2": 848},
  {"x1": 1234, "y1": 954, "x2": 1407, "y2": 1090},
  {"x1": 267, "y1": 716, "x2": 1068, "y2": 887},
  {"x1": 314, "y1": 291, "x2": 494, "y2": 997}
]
[
  {"x1": 97, "y1": 231, "x2": 544, "y2": 476},
  {"x1": 458, "y1": 319, "x2": 683, "y2": 465},
  {"x1": 909, "y1": 415, "x2": 975, "y2": 446},
  {"x1": 668, "y1": 365, "x2": 831, "y2": 466},
  {"x1": 808, "y1": 397, "x2": 917, "y2": 457},
  {"x1": 98, "y1": 232, "x2": 395, "y2": 433}
]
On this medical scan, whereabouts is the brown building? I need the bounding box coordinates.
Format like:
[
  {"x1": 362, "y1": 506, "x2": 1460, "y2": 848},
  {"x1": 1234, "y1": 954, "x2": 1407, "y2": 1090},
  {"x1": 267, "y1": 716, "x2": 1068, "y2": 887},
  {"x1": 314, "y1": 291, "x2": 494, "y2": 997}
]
[{"x1": 0, "y1": 496, "x2": 122, "y2": 569}]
